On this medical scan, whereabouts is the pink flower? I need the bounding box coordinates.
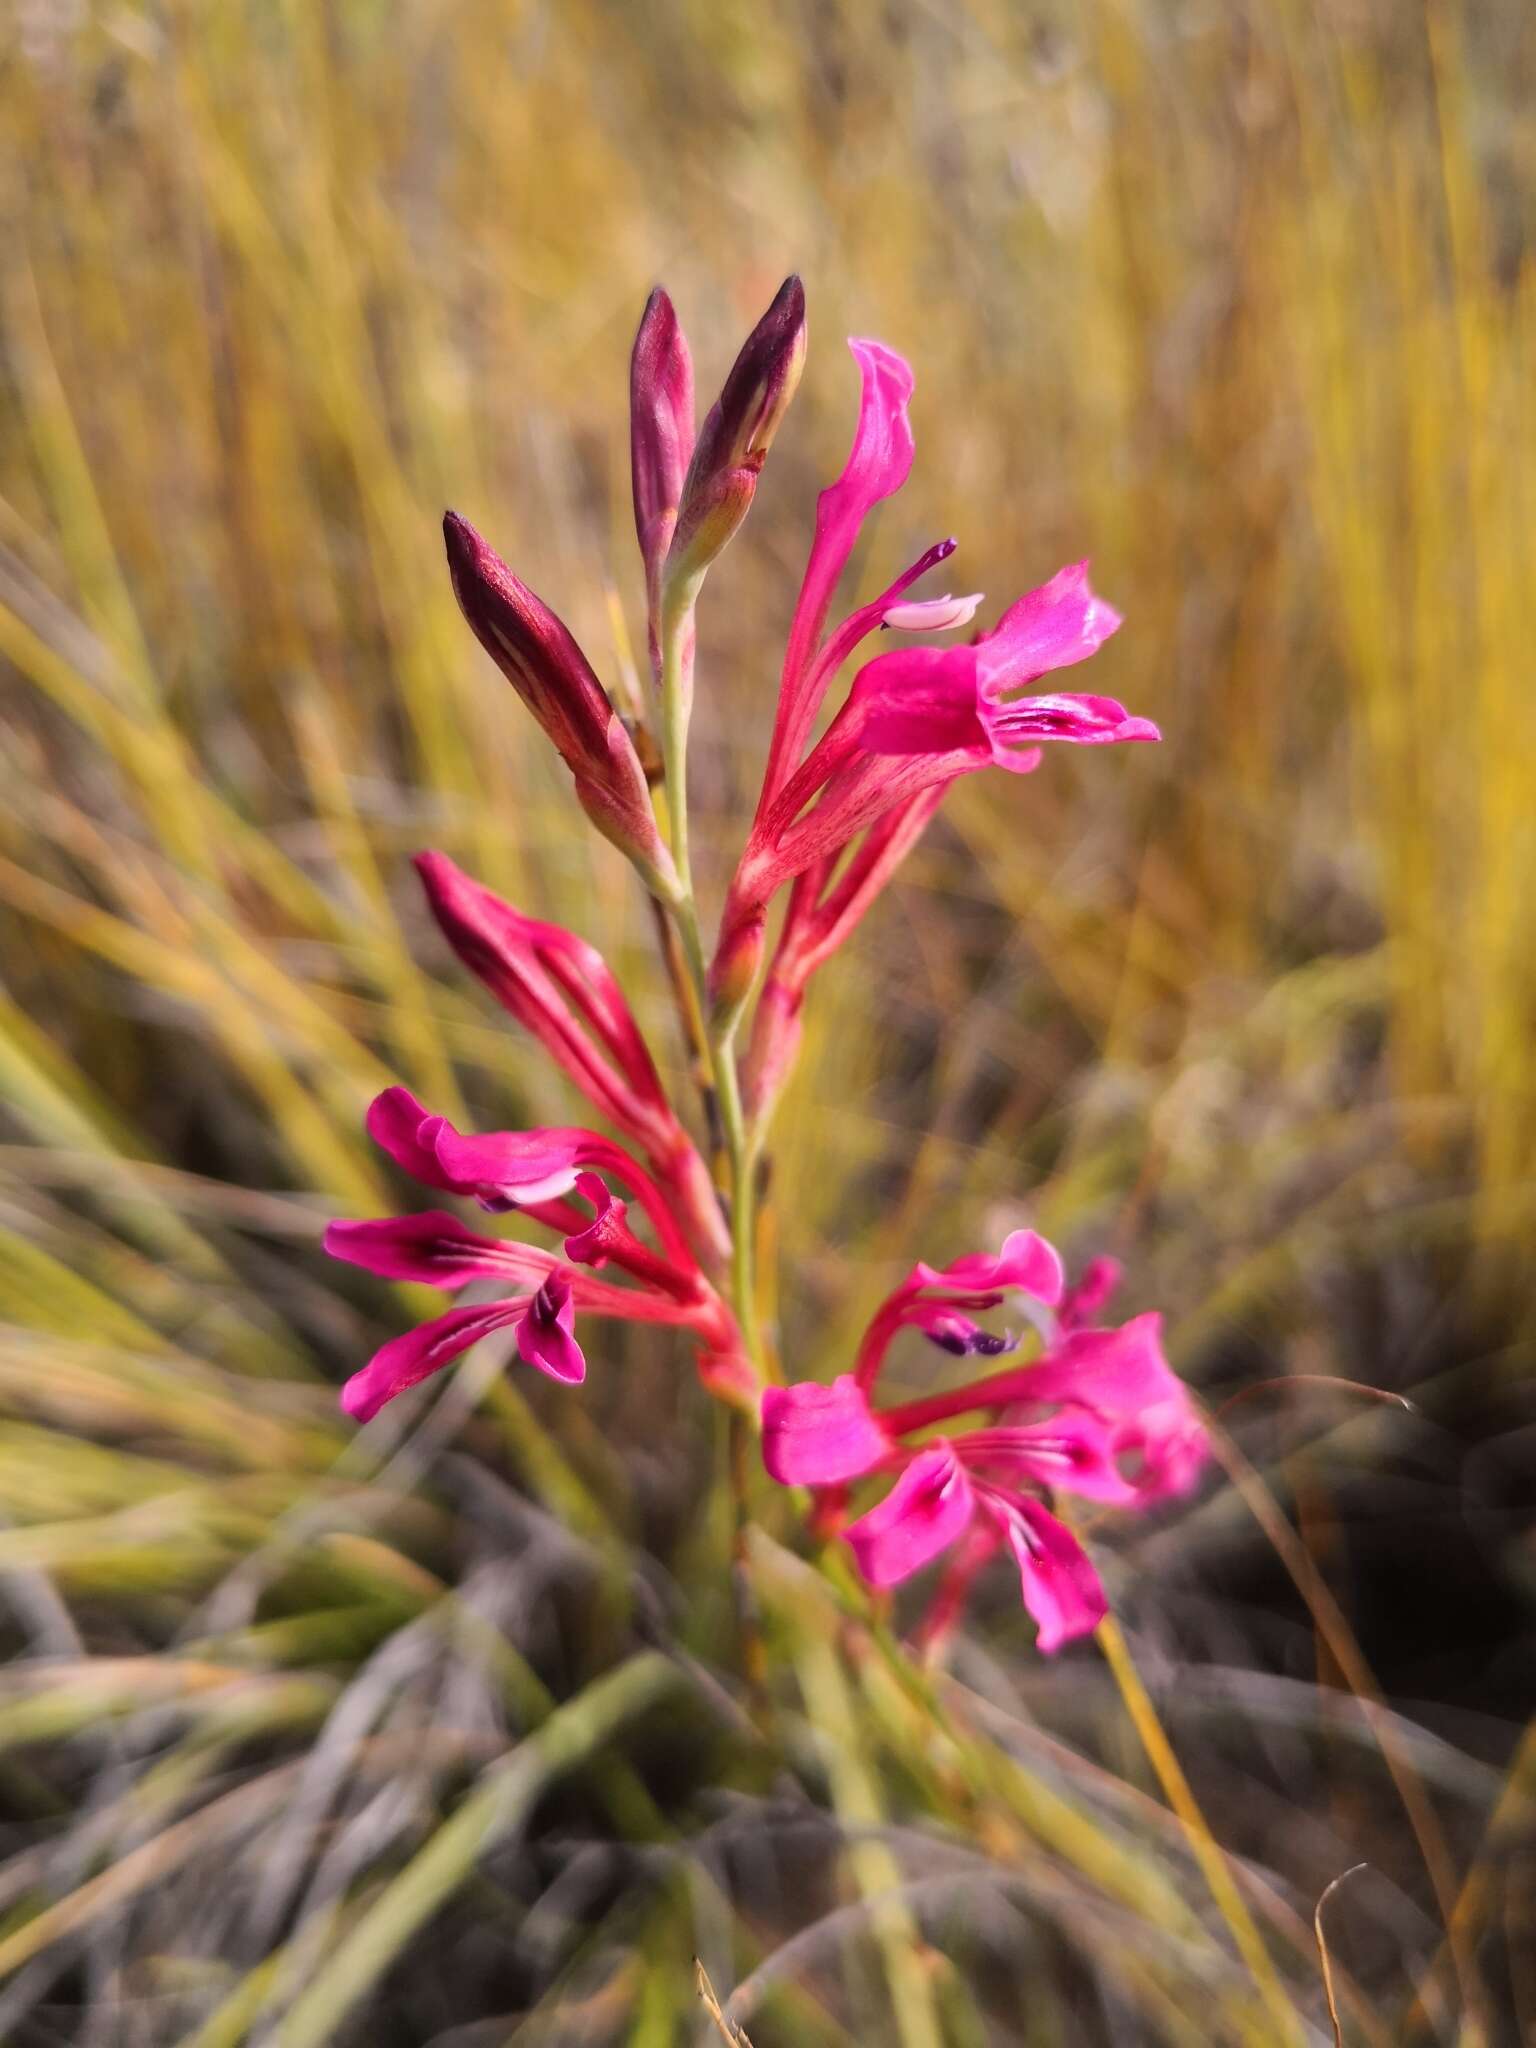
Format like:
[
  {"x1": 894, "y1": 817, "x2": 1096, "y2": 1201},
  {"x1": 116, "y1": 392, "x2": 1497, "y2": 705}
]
[
  {"x1": 854, "y1": 563, "x2": 1154, "y2": 768},
  {"x1": 442, "y1": 512, "x2": 676, "y2": 890},
  {"x1": 329, "y1": 1089, "x2": 755, "y2": 1421},
  {"x1": 413, "y1": 853, "x2": 728, "y2": 1272},
  {"x1": 709, "y1": 331, "x2": 1157, "y2": 1014},
  {"x1": 337, "y1": 1280, "x2": 586, "y2": 1424},
  {"x1": 759, "y1": 1236, "x2": 1208, "y2": 1653}
]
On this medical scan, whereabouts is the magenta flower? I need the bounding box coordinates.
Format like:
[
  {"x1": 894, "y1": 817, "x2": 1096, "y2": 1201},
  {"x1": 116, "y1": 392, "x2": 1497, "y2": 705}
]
[
  {"x1": 853, "y1": 563, "x2": 1152, "y2": 767},
  {"x1": 710, "y1": 337, "x2": 1157, "y2": 1014},
  {"x1": 760, "y1": 1235, "x2": 1208, "y2": 1653},
  {"x1": 442, "y1": 511, "x2": 676, "y2": 891},
  {"x1": 328, "y1": 1088, "x2": 752, "y2": 1420}
]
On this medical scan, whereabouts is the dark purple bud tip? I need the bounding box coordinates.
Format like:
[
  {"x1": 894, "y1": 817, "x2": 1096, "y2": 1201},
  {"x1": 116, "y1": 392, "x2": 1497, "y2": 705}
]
[{"x1": 924, "y1": 1318, "x2": 1017, "y2": 1358}]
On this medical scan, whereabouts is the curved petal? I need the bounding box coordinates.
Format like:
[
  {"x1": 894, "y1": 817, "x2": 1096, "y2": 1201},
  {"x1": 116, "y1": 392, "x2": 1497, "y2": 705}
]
[
  {"x1": 957, "y1": 1413, "x2": 1142, "y2": 1506},
  {"x1": 325, "y1": 1211, "x2": 555, "y2": 1289},
  {"x1": 761, "y1": 1376, "x2": 890, "y2": 1486},
  {"x1": 429, "y1": 1121, "x2": 583, "y2": 1206},
  {"x1": 562, "y1": 1171, "x2": 629, "y2": 1268},
  {"x1": 1013, "y1": 1313, "x2": 1184, "y2": 1418},
  {"x1": 1115, "y1": 1398, "x2": 1210, "y2": 1502},
  {"x1": 982, "y1": 690, "x2": 1159, "y2": 757},
  {"x1": 366, "y1": 1086, "x2": 456, "y2": 1192},
  {"x1": 762, "y1": 339, "x2": 917, "y2": 802},
  {"x1": 339, "y1": 1299, "x2": 528, "y2": 1422},
  {"x1": 979, "y1": 562, "x2": 1123, "y2": 684},
  {"x1": 1059, "y1": 1255, "x2": 1123, "y2": 1332},
  {"x1": 919, "y1": 1230, "x2": 1066, "y2": 1308},
  {"x1": 515, "y1": 1273, "x2": 587, "y2": 1384},
  {"x1": 844, "y1": 1444, "x2": 975, "y2": 1589},
  {"x1": 996, "y1": 1495, "x2": 1107, "y2": 1653}
]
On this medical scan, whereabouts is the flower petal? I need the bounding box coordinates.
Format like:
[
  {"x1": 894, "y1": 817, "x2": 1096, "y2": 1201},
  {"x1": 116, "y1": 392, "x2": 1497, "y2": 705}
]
[
  {"x1": 957, "y1": 1413, "x2": 1142, "y2": 1506},
  {"x1": 515, "y1": 1273, "x2": 587, "y2": 1384},
  {"x1": 325, "y1": 1211, "x2": 555, "y2": 1289},
  {"x1": 366, "y1": 1086, "x2": 457, "y2": 1192},
  {"x1": 997, "y1": 1496, "x2": 1107, "y2": 1653},
  {"x1": 339, "y1": 1299, "x2": 528, "y2": 1422},
  {"x1": 761, "y1": 339, "x2": 918, "y2": 802},
  {"x1": 983, "y1": 690, "x2": 1159, "y2": 756},
  {"x1": 761, "y1": 1376, "x2": 890, "y2": 1485},
  {"x1": 844, "y1": 1444, "x2": 975, "y2": 1588},
  {"x1": 979, "y1": 562, "x2": 1123, "y2": 683},
  {"x1": 1014, "y1": 1313, "x2": 1184, "y2": 1418},
  {"x1": 1059, "y1": 1255, "x2": 1123, "y2": 1332},
  {"x1": 562, "y1": 1171, "x2": 629, "y2": 1268},
  {"x1": 1116, "y1": 1398, "x2": 1211, "y2": 1502},
  {"x1": 430, "y1": 1121, "x2": 583, "y2": 1206},
  {"x1": 852, "y1": 644, "x2": 987, "y2": 757},
  {"x1": 921, "y1": 1229, "x2": 1066, "y2": 1308}
]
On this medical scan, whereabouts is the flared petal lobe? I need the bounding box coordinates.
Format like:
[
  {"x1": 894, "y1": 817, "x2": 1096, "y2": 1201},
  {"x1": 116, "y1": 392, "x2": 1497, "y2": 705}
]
[
  {"x1": 340, "y1": 1299, "x2": 529, "y2": 1422},
  {"x1": 855, "y1": 563, "x2": 1153, "y2": 771},
  {"x1": 1011, "y1": 1313, "x2": 1186, "y2": 1420},
  {"x1": 999, "y1": 1498, "x2": 1108, "y2": 1652},
  {"x1": 761, "y1": 1377, "x2": 891, "y2": 1486},
  {"x1": 324, "y1": 1210, "x2": 555, "y2": 1289},
  {"x1": 515, "y1": 1273, "x2": 587, "y2": 1384},
  {"x1": 363, "y1": 1087, "x2": 594, "y2": 1209},
  {"x1": 844, "y1": 1444, "x2": 976, "y2": 1587},
  {"x1": 980, "y1": 562, "x2": 1122, "y2": 681},
  {"x1": 918, "y1": 1229, "x2": 1066, "y2": 1307}
]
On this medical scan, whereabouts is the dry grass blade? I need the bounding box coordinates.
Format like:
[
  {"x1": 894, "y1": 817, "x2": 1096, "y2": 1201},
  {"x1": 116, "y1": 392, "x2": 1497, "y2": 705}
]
[
  {"x1": 696, "y1": 1958, "x2": 754, "y2": 2047},
  {"x1": 1315, "y1": 1865, "x2": 1370, "y2": 2048}
]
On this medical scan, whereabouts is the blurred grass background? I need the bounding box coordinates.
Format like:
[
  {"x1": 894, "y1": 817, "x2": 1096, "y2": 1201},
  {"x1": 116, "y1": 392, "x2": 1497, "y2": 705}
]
[{"x1": 0, "y1": 0, "x2": 1533, "y2": 2041}]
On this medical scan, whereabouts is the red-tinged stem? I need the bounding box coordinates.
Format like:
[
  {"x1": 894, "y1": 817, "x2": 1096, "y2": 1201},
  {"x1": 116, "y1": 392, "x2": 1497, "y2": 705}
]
[{"x1": 879, "y1": 1358, "x2": 1048, "y2": 1437}]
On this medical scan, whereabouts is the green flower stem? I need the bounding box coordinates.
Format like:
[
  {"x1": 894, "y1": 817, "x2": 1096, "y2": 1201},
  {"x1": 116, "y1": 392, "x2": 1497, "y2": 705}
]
[{"x1": 654, "y1": 584, "x2": 765, "y2": 1384}]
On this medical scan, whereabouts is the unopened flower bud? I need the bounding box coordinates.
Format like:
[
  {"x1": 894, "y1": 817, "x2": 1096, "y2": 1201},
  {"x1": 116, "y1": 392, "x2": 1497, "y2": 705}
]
[
  {"x1": 666, "y1": 275, "x2": 806, "y2": 591},
  {"x1": 630, "y1": 288, "x2": 695, "y2": 607},
  {"x1": 443, "y1": 511, "x2": 677, "y2": 895}
]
